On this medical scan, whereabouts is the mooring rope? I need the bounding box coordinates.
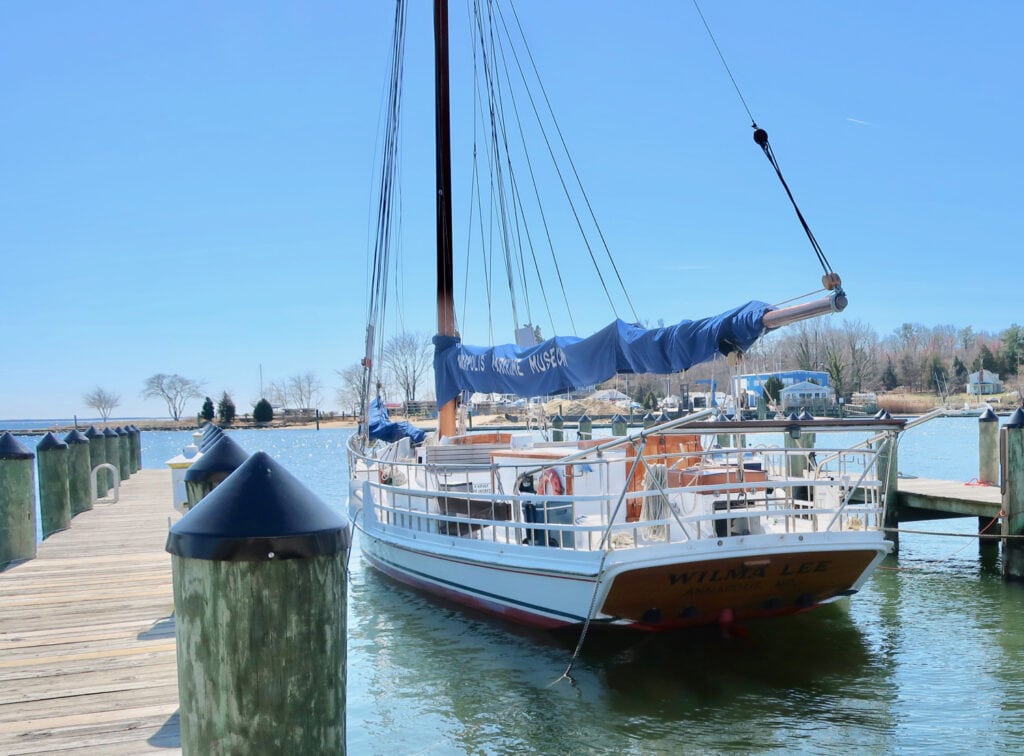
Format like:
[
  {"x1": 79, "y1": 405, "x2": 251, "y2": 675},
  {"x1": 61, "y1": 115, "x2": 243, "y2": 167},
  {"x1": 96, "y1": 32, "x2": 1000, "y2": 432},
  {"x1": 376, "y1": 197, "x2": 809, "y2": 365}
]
[{"x1": 550, "y1": 549, "x2": 611, "y2": 688}]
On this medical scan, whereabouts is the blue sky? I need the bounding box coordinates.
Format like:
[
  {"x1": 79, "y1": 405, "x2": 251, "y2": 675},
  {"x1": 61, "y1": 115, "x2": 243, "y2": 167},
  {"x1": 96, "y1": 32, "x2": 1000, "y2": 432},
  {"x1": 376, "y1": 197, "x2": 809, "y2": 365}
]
[{"x1": 2, "y1": 1, "x2": 1021, "y2": 419}]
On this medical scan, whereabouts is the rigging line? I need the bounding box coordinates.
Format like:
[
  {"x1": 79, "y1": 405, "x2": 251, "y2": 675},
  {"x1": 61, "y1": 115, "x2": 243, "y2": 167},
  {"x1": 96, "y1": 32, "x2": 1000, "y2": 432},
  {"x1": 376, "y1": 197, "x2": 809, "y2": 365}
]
[
  {"x1": 475, "y1": 4, "x2": 522, "y2": 331},
  {"x1": 772, "y1": 287, "x2": 827, "y2": 308},
  {"x1": 483, "y1": 3, "x2": 575, "y2": 335},
  {"x1": 481, "y1": 1, "x2": 535, "y2": 327},
  {"x1": 691, "y1": 0, "x2": 755, "y2": 127},
  {"x1": 691, "y1": 0, "x2": 835, "y2": 278},
  {"x1": 756, "y1": 136, "x2": 834, "y2": 276},
  {"x1": 469, "y1": 25, "x2": 499, "y2": 344},
  {"x1": 368, "y1": 0, "x2": 407, "y2": 353},
  {"x1": 488, "y1": 8, "x2": 563, "y2": 336},
  {"x1": 463, "y1": 24, "x2": 484, "y2": 335},
  {"x1": 500, "y1": 2, "x2": 634, "y2": 321}
]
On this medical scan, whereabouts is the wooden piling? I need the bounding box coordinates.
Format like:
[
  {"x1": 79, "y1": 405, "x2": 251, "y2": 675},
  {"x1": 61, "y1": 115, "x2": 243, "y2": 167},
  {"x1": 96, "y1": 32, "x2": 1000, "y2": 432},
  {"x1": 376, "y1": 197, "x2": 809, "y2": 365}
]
[
  {"x1": 116, "y1": 426, "x2": 131, "y2": 481},
  {"x1": 102, "y1": 427, "x2": 119, "y2": 493},
  {"x1": 84, "y1": 426, "x2": 108, "y2": 497},
  {"x1": 977, "y1": 408, "x2": 1001, "y2": 547},
  {"x1": 129, "y1": 423, "x2": 142, "y2": 472},
  {"x1": 184, "y1": 434, "x2": 248, "y2": 508},
  {"x1": 1001, "y1": 410, "x2": 1024, "y2": 580},
  {"x1": 611, "y1": 413, "x2": 627, "y2": 437},
  {"x1": 0, "y1": 432, "x2": 37, "y2": 568},
  {"x1": 36, "y1": 432, "x2": 71, "y2": 538},
  {"x1": 166, "y1": 451, "x2": 350, "y2": 754},
  {"x1": 64, "y1": 429, "x2": 93, "y2": 515},
  {"x1": 578, "y1": 414, "x2": 592, "y2": 441},
  {"x1": 876, "y1": 433, "x2": 899, "y2": 552},
  {"x1": 979, "y1": 407, "x2": 999, "y2": 485},
  {"x1": 551, "y1": 415, "x2": 564, "y2": 442}
]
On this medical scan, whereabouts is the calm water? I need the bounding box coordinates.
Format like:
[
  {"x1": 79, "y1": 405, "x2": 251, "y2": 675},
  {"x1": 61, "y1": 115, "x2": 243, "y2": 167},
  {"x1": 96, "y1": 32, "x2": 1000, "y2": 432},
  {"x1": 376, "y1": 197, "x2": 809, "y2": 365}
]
[{"x1": 11, "y1": 417, "x2": 1024, "y2": 753}]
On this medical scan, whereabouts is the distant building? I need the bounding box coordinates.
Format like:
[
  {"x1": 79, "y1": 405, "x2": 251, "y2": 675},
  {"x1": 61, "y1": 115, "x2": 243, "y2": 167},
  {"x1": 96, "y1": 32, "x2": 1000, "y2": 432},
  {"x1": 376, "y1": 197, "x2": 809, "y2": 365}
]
[
  {"x1": 967, "y1": 369, "x2": 1002, "y2": 396},
  {"x1": 779, "y1": 380, "x2": 835, "y2": 412},
  {"x1": 732, "y1": 370, "x2": 831, "y2": 399}
]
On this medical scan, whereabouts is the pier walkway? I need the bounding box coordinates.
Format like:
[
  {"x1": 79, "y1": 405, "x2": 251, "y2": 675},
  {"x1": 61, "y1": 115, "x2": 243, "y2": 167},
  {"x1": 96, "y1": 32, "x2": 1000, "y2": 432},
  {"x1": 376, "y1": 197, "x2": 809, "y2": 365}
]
[
  {"x1": 0, "y1": 469, "x2": 182, "y2": 755},
  {"x1": 897, "y1": 476, "x2": 1002, "y2": 520}
]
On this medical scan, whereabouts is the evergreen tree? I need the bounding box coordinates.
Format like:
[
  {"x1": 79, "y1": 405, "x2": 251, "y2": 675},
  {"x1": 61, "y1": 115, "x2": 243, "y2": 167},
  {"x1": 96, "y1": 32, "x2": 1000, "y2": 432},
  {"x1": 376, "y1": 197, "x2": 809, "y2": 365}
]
[
  {"x1": 217, "y1": 392, "x2": 236, "y2": 425},
  {"x1": 999, "y1": 324, "x2": 1024, "y2": 377},
  {"x1": 253, "y1": 398, "x2": 273, "y2": 424},
  {"x1": 763, "y1": 376, "x2": 784, "y2": 405},
  {"x1": 973, "y1": 344, "x2": 998, "y2": 373},
  {"x1": 924, "y1": 354, "x2": 949, "y2": 394},
  {"x1": 200, "y1": 396, "x2": 215, "y2": 422},
  {"x1": 952, "y1": 356, "x2": 969, "y2": 387},
  {"x1": 881, "y1": 358, "x2": 899, "y2": 390}
]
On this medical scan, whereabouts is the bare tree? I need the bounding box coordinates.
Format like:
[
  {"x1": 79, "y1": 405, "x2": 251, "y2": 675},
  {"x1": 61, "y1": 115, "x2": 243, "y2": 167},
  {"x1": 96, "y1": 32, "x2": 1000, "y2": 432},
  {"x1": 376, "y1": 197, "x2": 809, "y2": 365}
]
[
  {"x1": 265, "y1": 381, "x2": 289, "y2": 410},
  {"x1": 840, "y1": 320, "x2": 880, "y2": 394},
  {"x1": 142, "y1": 373, "x2": 203, "y2": 421},
  {"x1": 336, "y1": 364, "x2": 368, "y2": 416},
  {"x1": 83, "y1": 387, "x2": 120, "y2": 421},
  {"x1": 287, "y1": 372, "x2": 323, "y2": 412},
  {"x1": 381, "y1": 332, "x2": 432, "y2": 404}
]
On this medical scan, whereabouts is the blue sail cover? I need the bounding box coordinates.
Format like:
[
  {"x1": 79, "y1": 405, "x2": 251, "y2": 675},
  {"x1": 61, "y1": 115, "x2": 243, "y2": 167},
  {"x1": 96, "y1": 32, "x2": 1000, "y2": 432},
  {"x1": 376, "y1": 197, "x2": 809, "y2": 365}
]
[
  {"x1": 434, "y1": 301, "x2": 772, "y2": 406},
  {"x1": 368, "y1": 396, "x2": 427, "y2": 444}
]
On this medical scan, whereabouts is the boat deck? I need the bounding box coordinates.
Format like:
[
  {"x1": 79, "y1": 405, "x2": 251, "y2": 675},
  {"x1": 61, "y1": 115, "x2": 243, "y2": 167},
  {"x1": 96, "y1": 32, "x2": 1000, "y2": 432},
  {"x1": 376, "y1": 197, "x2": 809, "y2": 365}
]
[{"x1": 0, "y1": 469, "x2": 182, "y2": 755}]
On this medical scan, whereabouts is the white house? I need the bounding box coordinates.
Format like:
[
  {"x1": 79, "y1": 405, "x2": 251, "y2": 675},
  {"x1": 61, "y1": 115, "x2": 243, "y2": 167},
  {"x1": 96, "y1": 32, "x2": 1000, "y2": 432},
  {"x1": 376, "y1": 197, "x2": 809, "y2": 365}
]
[
  {"x1": 967, "y1": 369, "x2": 1002, "y2": 396},
  {"x1": 779, "y1": 380, "x2": 834, "y2": 411}
]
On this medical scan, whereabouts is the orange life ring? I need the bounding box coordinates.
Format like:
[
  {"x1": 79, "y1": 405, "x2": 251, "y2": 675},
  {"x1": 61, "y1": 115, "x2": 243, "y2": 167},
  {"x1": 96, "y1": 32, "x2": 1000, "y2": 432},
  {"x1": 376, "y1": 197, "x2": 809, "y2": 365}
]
[{"x1": 536, "y1": 468, "x2": 564, "y2": 496}]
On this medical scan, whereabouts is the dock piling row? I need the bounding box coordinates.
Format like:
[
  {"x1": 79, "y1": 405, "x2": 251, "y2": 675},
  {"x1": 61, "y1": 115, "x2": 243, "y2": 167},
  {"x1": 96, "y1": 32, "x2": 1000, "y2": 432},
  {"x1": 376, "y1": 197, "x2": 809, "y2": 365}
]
[{"x1": 0, "y1": 424, "x2": 146, "y2": 570}]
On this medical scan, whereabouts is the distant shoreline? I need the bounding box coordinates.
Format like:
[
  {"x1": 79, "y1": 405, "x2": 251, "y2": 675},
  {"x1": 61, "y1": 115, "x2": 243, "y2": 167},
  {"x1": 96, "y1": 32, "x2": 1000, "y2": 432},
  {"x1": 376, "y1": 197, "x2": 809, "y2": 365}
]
[{"x1": 3, "y1": 416, "x2": 360, "y2": 435}]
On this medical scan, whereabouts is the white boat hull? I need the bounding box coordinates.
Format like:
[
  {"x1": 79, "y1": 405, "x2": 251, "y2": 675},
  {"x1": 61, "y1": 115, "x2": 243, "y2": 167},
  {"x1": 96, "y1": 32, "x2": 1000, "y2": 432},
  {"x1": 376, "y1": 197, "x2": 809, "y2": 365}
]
[{"x1": 353, "y1": 503, "x2": 890, "y2": 630}]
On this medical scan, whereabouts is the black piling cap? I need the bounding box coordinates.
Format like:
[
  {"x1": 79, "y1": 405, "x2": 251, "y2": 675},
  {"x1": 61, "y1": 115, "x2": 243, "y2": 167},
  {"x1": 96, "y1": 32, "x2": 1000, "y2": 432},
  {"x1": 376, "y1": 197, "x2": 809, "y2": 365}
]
[
  {"x1": 798, "y1": 409, "x2": 814, "y2": 422},
  {"x1": 1005, "y1": 408, "x2": 1024, "y2": 429},
  {"x1": 0, "y1": 432, "x2": 34, "y2": 460},
  {"x1": 787, "y1": 412, "x2": 800, "y2": 422},
  {"x1": 37, "y1": 432, "x2": 68, "y2": 452},
  {"x1": 610, "y1": 414, "x2": 626, "y2": 424},
  {"x1": 579, "y1": 414, "x2": 592, "y2": 423},
  {"x1": 115, "y1": 426, "x2": 128, "y2": 436},
  {"x1": 202, "y1": 423, "x2": 221, "y2": 436},
  {"x1": 874, "y1": 409, "x2": 892, "y2": 421},
  {"x1": 84, "y1": 425, "x2": 100, "y2": 439},
  {"x1": 184, "y1": 434, "x2": 249, "y2": 482},
  {"x1": 199, "y1": 426, "x2": 224, "y2": 452},
  {"x1": 979, "y1": 407, "x2": 999, "y2": 423},
  {"x1": 102, "y1": 427, "x2": 118, "y2": 438},
  {"x1": 64, "y1": 429, "x2": 90, "y2": 445},
  {"x1": 166, "y1": 451, "x2": 349, "y2": 561},
  {"x1": 657, "y1": 411, "x2": 671, "y2": 422}
]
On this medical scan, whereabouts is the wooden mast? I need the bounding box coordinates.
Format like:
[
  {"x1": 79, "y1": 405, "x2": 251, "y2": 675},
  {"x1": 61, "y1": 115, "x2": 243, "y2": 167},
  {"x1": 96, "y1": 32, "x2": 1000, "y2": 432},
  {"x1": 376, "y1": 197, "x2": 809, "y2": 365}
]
[{"x1": 434, "y1": 0, "x2": 457, "y2": 438}]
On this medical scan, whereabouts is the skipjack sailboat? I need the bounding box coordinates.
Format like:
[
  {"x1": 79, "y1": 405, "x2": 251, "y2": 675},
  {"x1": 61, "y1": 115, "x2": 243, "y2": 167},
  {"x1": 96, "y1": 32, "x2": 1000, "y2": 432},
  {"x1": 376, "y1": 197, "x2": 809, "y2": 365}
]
[{"x1": 348, "y1": 0, "x2": 899, "y2": 633}]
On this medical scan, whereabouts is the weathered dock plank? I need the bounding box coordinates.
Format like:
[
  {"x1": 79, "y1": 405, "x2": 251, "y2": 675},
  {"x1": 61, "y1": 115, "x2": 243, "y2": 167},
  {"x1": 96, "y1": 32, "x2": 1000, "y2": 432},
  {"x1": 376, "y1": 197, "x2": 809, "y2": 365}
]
[
  {"x1": 897, "y1": 476, "x2": 1002, "y2": 519},
  {"x1": 0, "y1": 469, "x2": 182, "y2": 754}
]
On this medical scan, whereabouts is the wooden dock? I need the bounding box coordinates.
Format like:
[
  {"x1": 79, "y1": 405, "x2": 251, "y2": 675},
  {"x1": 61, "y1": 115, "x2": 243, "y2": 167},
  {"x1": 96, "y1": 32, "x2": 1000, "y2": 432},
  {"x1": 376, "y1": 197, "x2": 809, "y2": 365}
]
[
  {"x1": 897, "y1": 476, "x2": 1002, "y2": 520},
  {"x1": 0, "y1": 469, "x2": 183, "y2": 755}
]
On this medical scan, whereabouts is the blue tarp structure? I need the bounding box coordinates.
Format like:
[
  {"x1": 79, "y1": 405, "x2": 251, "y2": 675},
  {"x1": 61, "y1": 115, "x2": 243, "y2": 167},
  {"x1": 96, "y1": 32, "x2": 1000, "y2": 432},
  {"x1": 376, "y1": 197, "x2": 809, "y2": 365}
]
[
  {"x1": 434, "y1": 301, "x2": 771, "y2": 406},
  {"x1": 367, "y1": 396, "x2": 427, "y2": 445}
]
